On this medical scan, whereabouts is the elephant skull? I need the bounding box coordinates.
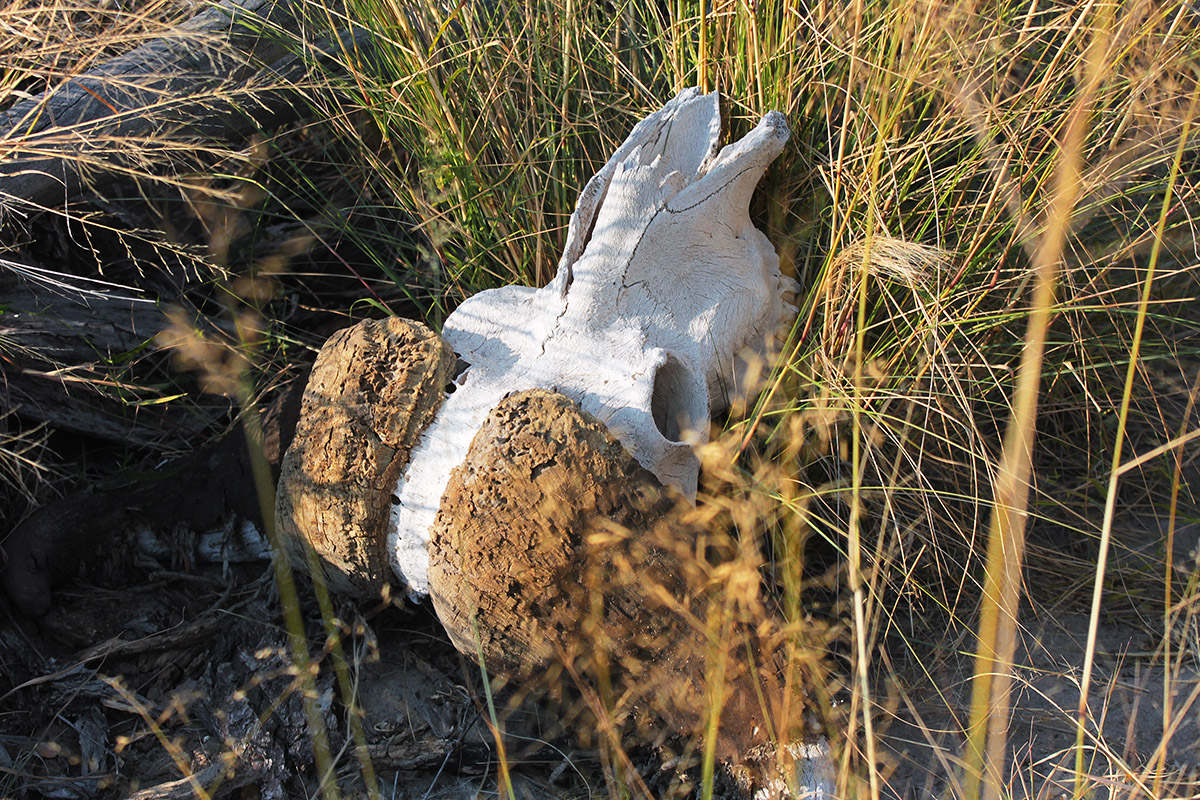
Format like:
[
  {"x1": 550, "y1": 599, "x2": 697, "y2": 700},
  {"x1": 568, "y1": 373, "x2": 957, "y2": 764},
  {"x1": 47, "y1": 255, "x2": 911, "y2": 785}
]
[{"x1": 391, "y1": 87, "x2": 794, "y2": 595}]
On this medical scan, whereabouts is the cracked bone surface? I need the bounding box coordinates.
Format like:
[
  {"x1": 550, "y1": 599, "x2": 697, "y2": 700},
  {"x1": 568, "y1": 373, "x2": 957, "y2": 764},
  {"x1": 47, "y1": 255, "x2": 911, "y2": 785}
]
[{"x1": 392, "y1": 88, "x2": 794, "y2": 595}]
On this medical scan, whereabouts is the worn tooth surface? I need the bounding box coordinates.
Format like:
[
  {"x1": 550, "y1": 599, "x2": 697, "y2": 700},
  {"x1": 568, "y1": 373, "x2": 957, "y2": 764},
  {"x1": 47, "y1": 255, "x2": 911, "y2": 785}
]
[{"x1": 275, "y1": 316, "x2": 455, "y2": 598}]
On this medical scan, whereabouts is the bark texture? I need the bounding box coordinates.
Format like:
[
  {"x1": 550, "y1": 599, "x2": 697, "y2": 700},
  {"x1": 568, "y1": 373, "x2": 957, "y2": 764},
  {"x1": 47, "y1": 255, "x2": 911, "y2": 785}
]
[
  {"x1": 0, "y1": 377, "x2": 302, "y2": 618},
  {"x1": 275, "y1": 317, "x2": 454, "y2": 597},
  {"x1": 0, "y1": 278, "x2": 220, "y2": 446}
]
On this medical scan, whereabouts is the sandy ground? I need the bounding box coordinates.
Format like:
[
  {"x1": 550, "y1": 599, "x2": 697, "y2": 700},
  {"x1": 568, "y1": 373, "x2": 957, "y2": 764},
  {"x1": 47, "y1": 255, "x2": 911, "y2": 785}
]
[
  {"x1": 5, "y1": 533, "x2": 1198, "y2": 800},
  {"x1": 878, "y1": 521, "x2": 1200, "y2": 800}
]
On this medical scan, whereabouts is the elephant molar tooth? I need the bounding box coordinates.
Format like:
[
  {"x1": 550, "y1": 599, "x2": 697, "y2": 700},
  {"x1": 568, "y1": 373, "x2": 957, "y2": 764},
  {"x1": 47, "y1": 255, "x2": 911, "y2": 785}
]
[{"x1": 275, "y1": 317, "x2": 454, "y2": 598}]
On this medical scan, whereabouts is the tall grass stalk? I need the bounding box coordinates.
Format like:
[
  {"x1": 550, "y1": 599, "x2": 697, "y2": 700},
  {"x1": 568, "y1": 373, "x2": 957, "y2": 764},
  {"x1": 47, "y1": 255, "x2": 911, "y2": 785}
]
[
  {"x1": 1075, "y1": 71, "x2": 1200, "y2": 800},
  {"x1": 699, "y1": 594, "x2": 733, "y2": 800},
  {"x1": 160, "y1": 181, "x2": 346, "y2": 797},
  {"x1": 235, "y1": 341, "x2": 343, "y2": 800},
  {"x1": 1153, "y1": 369, "x2": 1200, "y2": 797},
  {"x1": 849, "y1": 234, "x2": 882, "y2": 800},
  {"x1": 964, "y1": 7, "x2": 1112, "y2": 800},
  {"x1": 469, "y1": 614, "x2": 517, "y2": 800}
]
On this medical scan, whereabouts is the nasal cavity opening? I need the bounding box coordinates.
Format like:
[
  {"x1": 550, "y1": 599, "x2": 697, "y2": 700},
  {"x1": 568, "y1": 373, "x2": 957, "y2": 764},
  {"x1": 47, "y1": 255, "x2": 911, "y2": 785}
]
[{"x1": 651, "y1": 356, "x2": 702, "y2": 444}]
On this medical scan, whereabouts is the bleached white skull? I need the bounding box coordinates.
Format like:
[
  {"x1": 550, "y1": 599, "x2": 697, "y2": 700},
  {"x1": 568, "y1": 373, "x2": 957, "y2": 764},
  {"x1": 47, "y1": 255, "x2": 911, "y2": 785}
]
[{"x1": 391, "y1": 88, "x2": 794, "y2": 595}]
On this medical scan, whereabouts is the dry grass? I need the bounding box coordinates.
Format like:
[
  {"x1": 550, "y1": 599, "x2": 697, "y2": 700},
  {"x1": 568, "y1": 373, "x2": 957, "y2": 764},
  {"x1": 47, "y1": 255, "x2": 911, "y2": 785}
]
[{"x1": 2, "y1": 0, "x2": 1200, "y2": 798}]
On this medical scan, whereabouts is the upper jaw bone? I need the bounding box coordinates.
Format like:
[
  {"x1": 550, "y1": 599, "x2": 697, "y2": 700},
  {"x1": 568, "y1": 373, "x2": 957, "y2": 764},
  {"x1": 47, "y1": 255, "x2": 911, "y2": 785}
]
[{"x1": 389, "y1": 89, "x2": 793, "y2": 596}]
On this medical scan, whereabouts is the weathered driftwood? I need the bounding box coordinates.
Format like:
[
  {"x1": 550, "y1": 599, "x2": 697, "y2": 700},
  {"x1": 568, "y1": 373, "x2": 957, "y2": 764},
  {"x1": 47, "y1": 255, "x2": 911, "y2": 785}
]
[
  {"x1": 0, "y1": 430, "x2": 261, "y2": 616},
  {"x1": 0, "y1": 371, "x2": 302, "y2": 617},
  {"x1": 0, "y1": 0, "x2": 318, "y2": 219},
  {"x1": 123, "y1": 761, "x2": 258, "y2": 800},
  {"x1": 392, "y1": 88, "x2": 794, "y2": 595},
  {"x1": 0, "y1": 277, "x2": 222, "y2": 446}
]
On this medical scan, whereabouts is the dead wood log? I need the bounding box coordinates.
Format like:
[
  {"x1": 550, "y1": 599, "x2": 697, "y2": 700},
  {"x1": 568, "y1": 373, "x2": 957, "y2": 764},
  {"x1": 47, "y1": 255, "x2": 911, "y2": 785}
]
[
  {"x1": 0, "y1": 276, "x2": 223, "y2": 446},
  {"x1": 123, "y1": 760, "x2": 259, "y2": 800},
  {"x1": 364, "y1": 738, "x2": 496, "y2": 773},
  {"x1": 76, "y1": 608, "x2": 233, "y2": 663},
  {"x1": 0, "y1": 367, "x2": 303, "y2": 618},
  {"x1": 0, "y1": 0, "x2": 340, "y2": 220}
]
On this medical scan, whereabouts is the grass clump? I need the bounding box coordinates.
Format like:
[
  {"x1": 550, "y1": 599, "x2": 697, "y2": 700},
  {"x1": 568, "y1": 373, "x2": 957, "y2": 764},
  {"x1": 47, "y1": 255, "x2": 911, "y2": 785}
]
[
  {"x1": 313, "y1": 0, "x2": 1200, "y2": 794},
  {"x1": 2, "y1": 0, "x2": 1200, "y2": 798}
]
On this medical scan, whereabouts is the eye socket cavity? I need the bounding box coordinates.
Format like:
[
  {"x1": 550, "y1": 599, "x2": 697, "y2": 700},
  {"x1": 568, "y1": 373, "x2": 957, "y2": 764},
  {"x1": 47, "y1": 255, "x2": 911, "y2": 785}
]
[{"x1": 650, "y1": 354, "x2": 705, "y2": 445}]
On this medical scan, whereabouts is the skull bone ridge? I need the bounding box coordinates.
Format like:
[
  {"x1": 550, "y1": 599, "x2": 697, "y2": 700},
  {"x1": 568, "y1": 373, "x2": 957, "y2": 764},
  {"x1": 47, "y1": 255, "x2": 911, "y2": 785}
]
[{"x1": 392, "y1": 88, "x2": 794, "y2": 595}]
